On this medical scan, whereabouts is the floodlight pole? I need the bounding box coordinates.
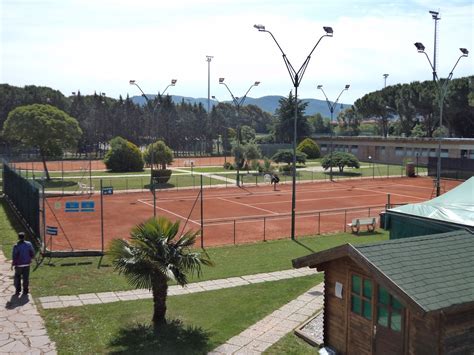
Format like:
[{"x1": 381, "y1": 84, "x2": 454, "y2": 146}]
[
  {"x1": 317, "y1": 84, "x2": 350, "y2": 181},
  {"x1": 414, "y1": 40, "x2": 468, "y2": 196},
  {"x1": 219, "y1": 78, "x2": 260, "y2": 186},
  {"x1": 206, "y1": 56, "x2": 214, "y2": 114},
  {"x1": 254, "y1": 24, "x2": 333, "y2": 240},
  {"x1": 383, "y1": 73, "x2": 389, "y2": 88},
  {"x1": 129, "y1": 79, "x2": 177, "y2": 217}
]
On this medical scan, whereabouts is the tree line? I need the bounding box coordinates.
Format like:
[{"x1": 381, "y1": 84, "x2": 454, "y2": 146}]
[
  {"x1": 340, "y1": 76, "x2": 473, "y2": 138},
  {"x1": 0, "y1": 84, "x2": 272, "y2": 155},
  {"x1": 1, "y1": 76, "x2": 472, "y2": 158}
]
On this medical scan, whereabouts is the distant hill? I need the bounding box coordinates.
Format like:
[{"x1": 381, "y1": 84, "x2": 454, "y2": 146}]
[{"x1": 131, "y1": 94, "x2": 351, "y2": 118}]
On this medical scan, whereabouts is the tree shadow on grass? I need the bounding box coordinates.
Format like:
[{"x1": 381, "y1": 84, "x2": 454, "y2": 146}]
[
  {"x1": 109, "y1": 319, "x2": 211, "y2": 355},
  {"x1": 34, "y1": 178, "x2": 77, "y2": 188},
  {"x1": 323, "y1": 171, "x2": 362, "y2": 177}
]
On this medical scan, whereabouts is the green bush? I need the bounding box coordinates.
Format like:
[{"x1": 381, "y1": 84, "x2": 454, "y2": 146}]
[
  {"x1": 144, "y1": 140, "x2": 174, "y2": 170},
  {"x1": 321, "y1": 151, "x2": 360, "y2": 173},
  {"x1": 279, "y1": 164, "x2": 292, "y2": 175},
  {"x1": 223, "y1": 162, "x2": 234, "y2": 170},
  {"x1": 152, "y1": 169, "x2": 172, "y2": 184},
  {"x1": 104, "y1": 137, "x2": 144, "y2": 172},
  {"x1": 297, "y1": 138, "x2": 320, "y2": 159},
  {"x1": 271, "y1": 149, "x2": 307, "y2": 165}
]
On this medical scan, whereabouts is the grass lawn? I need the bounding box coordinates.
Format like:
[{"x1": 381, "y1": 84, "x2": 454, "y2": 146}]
[
  {"x1": 29, "y1": 230, "x2": 387, "y2": 297},
  {"x1": 264, "y1": 332, "x2": 317, "y2": 354},
  {"x1": 42, "y1": 274, "x2": 322, "y2": 354},
  {"x1": 34, "y1": 173, "x2": 224, "y2": 192}
]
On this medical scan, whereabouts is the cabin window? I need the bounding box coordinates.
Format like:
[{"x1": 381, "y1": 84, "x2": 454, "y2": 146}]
[
  {"x1": 377, "y1": 286, "x2": 402, "y2": 332},
  {"x1": 351, "y1": 274, "x2": 372, "y2": 320}
]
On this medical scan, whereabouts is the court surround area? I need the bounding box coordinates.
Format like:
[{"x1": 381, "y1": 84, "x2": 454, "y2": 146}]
[{"x1": 43, "y1": 177, "x2": 460, "y2": 251}]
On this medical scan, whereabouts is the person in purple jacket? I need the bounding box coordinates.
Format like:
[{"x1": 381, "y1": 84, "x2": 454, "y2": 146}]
[{"x1": 11, "y1": 232, "x2": 35, "y2": 295}]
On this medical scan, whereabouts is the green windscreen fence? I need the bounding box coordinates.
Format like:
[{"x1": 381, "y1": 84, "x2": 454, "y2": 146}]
[
  {"x1": 386, "y1": 212, "x2": 463, "y2": 239},
  {"x1": 3, "y1": 163, "x2": 41, "y2": 237}
]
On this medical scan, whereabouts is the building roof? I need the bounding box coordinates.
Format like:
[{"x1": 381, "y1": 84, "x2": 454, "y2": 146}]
[
  {"x1": 389, "y1": 177, "x2": 474, "y2": 227},
  {"x1": 293, "y1": 230, "x2": 474, "y2": 314}
]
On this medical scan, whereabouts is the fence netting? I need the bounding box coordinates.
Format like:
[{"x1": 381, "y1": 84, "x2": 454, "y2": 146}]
[{"x1": 3, "y1": 163, "x2": 41, "y2": 239}]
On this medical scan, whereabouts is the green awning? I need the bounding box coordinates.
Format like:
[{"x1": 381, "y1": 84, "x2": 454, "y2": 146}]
[{"x1": 390, "y1": 177, "x2": 474, "y2": 227}]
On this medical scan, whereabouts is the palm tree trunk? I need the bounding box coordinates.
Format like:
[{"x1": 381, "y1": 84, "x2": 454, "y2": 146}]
[{"x1": 151, "y1": 278, "x2": 168, "y2": 327}]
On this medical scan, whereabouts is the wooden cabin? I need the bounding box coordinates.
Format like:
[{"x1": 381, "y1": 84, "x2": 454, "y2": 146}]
[{"x1": 292, "y1": 230, "x2": 474, "y2": 354}]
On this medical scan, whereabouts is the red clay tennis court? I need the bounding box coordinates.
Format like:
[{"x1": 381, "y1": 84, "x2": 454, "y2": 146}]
[
  {"x1": 13, "y1": 156, "x2": 228, "y2": 172},
  {"x1": 43, "y1": 176, "x2": 460, "y2": 251}
]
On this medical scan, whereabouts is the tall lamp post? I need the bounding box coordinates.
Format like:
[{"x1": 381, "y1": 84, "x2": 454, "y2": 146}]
[
  {"x1": 219, "y1": 78, "x2": 260, "y2": 186},
  {"x1": 413, "y1": 42, "x2": 468, "y2": 196},
  {"x1": 316, "y1": 84, "x2": 350, "y2": 181},
  {"x1": 383, "y1": 73, "x2": 389, "y2": 88},
  {"x1": 254, "y1": 24, "x2": 333, "y2": 240},
  {"x1": 129, "y1": 79, "x2": 177, "y2": 216},
  {"x1": 206, "y1": 56, "x2": 213, "y2": 113}
]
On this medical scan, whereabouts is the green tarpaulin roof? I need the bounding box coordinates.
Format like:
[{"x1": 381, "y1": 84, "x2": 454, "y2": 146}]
[{"x1": 390, "y1": 177, "x2": 474, "y2": 227}]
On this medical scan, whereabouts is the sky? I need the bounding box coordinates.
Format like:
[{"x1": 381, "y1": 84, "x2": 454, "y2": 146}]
[{"x1": 1, "y1": 0, "x2": 473, "y2": 105}]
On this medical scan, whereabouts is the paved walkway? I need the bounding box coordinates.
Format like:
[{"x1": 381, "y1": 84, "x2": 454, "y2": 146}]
[
  {"x1": 210, "y1": 283, "x2": 324, "y2": 354},
  {"x1": 39, "y1": 267, "x2": 317, "y2": 309},
  {"x1": 0, "y1": 251, "x2": 56, "y2": 354},
  {"x1": 2, "y1": 246, "x2": 323, "y2": 354}
]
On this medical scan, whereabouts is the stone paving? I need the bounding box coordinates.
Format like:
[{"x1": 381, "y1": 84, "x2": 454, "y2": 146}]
[
  {"x1": 39, "y1": 267, "x2": 317, "y2": 309},
  {"x1": 2, "y1": 245, "x2": 323, "y2": 354},
  {"x1": 210, "y1": 282, "x2": 324, "y2": 354},
  {"x1": 0, "y1": 251, "x2": 56, "y2": 354}
]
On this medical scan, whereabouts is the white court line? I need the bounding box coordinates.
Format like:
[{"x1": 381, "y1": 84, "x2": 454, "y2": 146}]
[
  {"x1": 350, "y1": 186, "x2": 427, "y2": 200},
  {"x1": 250, "y1": 193, "x2": 393, "y2": 207},
  {"x1": 218, "y1": 197, "x2": 280, "y2": 215},
  {"x1": 137, "y1": 199, "x2": 201, "y2": 226}
]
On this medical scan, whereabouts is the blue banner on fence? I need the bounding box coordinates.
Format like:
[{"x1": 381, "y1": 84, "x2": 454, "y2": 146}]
[
  {"x1": 46, "y1": 226, "x2": 58, "y2": 236},
  {"x1": 102, "y1": 187, "x2": 113, "y2": 195},
  {"x1": 81, "y1": 201, "x2": 95, "y2": 212},
  {"x1": 65, "y1": 201, "x2": 80, "y2": 212}
]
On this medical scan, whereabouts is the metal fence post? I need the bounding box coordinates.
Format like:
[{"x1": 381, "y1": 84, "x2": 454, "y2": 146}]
[
  {"x1": 344, "y1": 210, "x2": 347, "y2": 232},
  {"x1": 233, "y1": 219, "x2": 236, "y2": 245},
  {"x1": 318, "y1": 212, "x2": 321, "y2": 235},
  {"x1": 263, "y1": 217, "x2": 266, "y2": 242},
  {"x1": 100, "y1": 179, "x2": 104, "y2": 253}
]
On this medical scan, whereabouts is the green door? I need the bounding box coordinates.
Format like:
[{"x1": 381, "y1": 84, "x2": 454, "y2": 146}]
[{"x1": 374, "y1": 286, "x2": 404, "y2": 354}]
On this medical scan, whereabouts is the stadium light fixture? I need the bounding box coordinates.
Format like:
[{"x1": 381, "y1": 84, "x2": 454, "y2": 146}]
[
  {"x1": 128, "y1": 79, "x2": 178, "y2": 216},
  {"x1": 218, "y1": 78, "x2": 260, "y2": 186},
  {"x1": 414, "y1": 12, "x2": 469, "y2": 197},
  {"x1": 414, "y1": 42, "x2": 425, "y2": 52},
  {"x1": 254, "y1": 23, "x2": 332, "y2": 240},
  {"x1": 317, "y1": 84, "x2": 350, "y2": 182}
]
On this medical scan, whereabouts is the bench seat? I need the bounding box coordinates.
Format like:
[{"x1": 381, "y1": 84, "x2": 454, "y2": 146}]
[{"x1": 347, "y1": 217, "x2": 376, "y2": 234}]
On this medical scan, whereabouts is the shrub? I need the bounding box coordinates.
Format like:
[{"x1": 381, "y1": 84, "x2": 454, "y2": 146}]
[
  {"x1": 250, "y1": 160, "x2": 263, "y2": 173},
  {"x1": 271, "y1": 149, "x2": 307, "y2": 165},
  {"x1": 144, "y1": 140, "x2": 173, "y2": 170},
  {"x1": 104, "y1": 137, "x2": 144, "y2": 172},
  {"x1": 297, "y1": 138, "x2": 320, "y2": 159},
  {"x1": 321, "y1": 151, "x2": 360, "y2": 173},
  {"x1": 263, "y1": 158, "x2": 274, "y2": 173},
  {"x1": 152, "y1": 169, "x2": 172, "y2": 184},
  {"x1": 223, "y1": 162, "x2": 234, "y2": 170},
  {"x1": 279, "y1": 164, "x2": 292, "y2": 175}
]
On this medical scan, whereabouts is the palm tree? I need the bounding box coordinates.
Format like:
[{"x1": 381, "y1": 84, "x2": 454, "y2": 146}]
[{"x1": 108, "y1": 217, "x2": 213, "y2": 327}]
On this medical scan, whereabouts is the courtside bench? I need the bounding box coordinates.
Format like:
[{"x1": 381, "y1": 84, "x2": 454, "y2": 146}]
[{"x1": 348, "y1": 217, "x2": 377, "y2": 234}]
